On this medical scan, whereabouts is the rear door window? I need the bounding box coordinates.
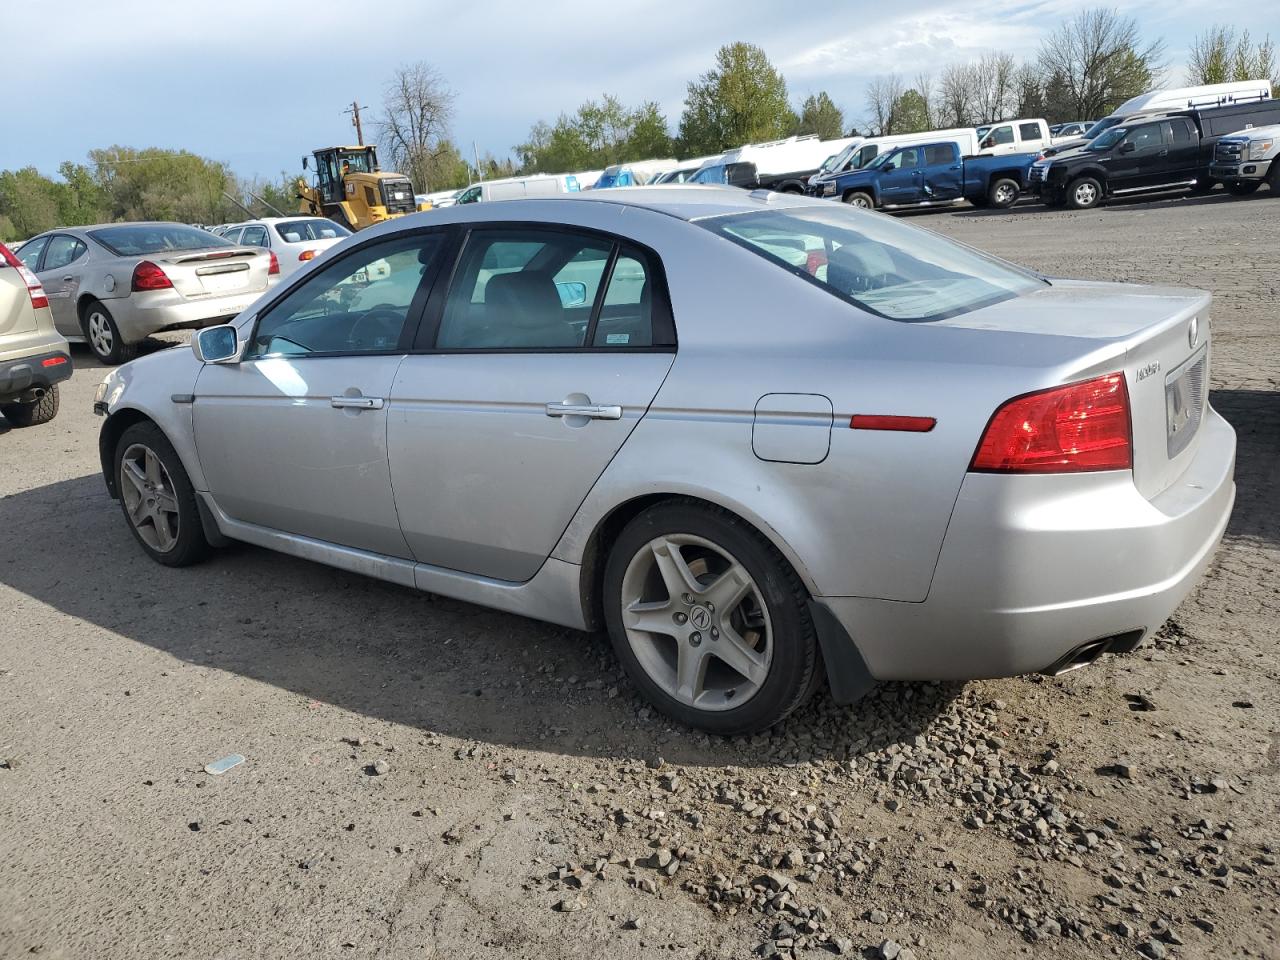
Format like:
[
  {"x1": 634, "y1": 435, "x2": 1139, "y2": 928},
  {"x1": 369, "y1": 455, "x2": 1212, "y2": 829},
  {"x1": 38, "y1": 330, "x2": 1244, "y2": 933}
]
[
  {"x1": 1018, "y1": 122, "x2": 1043, "y2": 141},
  {"x1": 922, "y1": 144, "x2": 955, "y2": 166},
  {"x1": 240, "y1": 226, "x2": 268, "y2": 248},
  {"x1": 16, "y1": 236, "x2": 49, "y2": 271},
  {"x1": 42, "y1": 235, "x2": 87, "y2": 272}
]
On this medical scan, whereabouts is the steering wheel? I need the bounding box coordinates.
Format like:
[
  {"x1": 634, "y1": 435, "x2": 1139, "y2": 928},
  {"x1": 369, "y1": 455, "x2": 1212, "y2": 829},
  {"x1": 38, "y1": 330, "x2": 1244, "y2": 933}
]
[{"x1": 348, "y1": 306, "x2": 404, "y2": 349}]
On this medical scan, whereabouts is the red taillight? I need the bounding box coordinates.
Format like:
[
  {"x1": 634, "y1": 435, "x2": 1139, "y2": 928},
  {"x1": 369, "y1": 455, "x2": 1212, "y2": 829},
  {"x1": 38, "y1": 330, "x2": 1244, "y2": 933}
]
[
  {"x1": 298, "y1": 249, "x2": 317, "y2": 262},
  {"x1": 268, "y1": 252, "x2": 280, "y2": 275},
  {"x1": 41, "y1": 355, "x2": 68, "y2": 367},
  {"x1": 131, "y1": 260, "x2": 173, "y2": 292},
  {"x1": 0, "y1": 242, "x2": 50, "y2": 310},
  {"x1": 971, "y1": 373, "x2": 1131, "y2": 474}
]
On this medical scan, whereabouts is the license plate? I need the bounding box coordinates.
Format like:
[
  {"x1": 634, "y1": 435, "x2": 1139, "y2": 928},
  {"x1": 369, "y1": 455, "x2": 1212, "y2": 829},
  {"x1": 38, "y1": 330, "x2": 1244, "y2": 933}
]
[
  {"x1": 1165, "y1": 351, "x2": 1206, "y2": 459},
  {"x1": 201, "y1": 270, "x2": 249, "y2": 294}
]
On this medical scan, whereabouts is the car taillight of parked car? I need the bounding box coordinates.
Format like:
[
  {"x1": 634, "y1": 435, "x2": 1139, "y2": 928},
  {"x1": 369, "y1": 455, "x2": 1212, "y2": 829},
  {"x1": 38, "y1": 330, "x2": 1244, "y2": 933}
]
[
  {"x1": 131, "y1": 260, "x2": 174, "y2": 292},
  {"x1": 269, "y1": 252, "x2": 280, "y2": 275},
  {"x1": 298, "y1": 250, "x2": 317, "y2": 262},
  {"x1": 0, "y1": 242, "x2": 51, "y2": 310},
  {"x1": 970, "y1": 373, "x2": 1132, "y2": 473}
]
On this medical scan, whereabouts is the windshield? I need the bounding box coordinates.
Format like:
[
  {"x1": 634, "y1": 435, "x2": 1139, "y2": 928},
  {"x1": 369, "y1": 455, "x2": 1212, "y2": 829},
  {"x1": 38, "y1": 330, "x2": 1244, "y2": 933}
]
[
  {"x1": 866, "y1": 150, "x2": 896, "y2": 170},
  {"x1": 697, "y1": 205, "x2": 1045, "y2": 322},
  {"x1": 819, "y1": 145, "x2": 855, "y2": 173},
  {"x1": 89, "y1": 224, "x2": 231, "y2": 257},
  {"x1": 690, "y1": 164, "x2": 727, "y2": 184},
  {"x1": 273, "y1": 218, "x2": 351, "y2": 242},
  {"x1": 1087, "y1": 127, "x2": 1128, "y2": 151},
  {"x1": 1082, "y1": 116, "x2": 1123, "y2": 140}
]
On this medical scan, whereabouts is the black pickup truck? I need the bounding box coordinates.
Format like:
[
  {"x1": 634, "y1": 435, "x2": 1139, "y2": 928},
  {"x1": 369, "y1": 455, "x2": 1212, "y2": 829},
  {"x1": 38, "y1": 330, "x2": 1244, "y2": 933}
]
[{"x1": 1028, "y1": 97, "x2": 1280, "y2": 208}]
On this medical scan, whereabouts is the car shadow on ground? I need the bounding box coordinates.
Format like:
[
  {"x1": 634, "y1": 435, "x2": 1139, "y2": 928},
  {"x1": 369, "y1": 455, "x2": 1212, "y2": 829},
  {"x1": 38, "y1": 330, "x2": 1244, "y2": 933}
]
[
  {"x1": 941, "y1": 188, "x2": 1275, "y2": 220},
  {"x1": 1210, "y1": 388, "x2": 1279, "y2": 547}
]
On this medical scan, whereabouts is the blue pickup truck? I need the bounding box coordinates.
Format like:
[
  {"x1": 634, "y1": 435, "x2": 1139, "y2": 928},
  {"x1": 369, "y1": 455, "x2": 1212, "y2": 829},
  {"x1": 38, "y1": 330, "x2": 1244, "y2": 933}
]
[{"x1": 818, "y1": 141, "x2": 1039, "y2": 210}]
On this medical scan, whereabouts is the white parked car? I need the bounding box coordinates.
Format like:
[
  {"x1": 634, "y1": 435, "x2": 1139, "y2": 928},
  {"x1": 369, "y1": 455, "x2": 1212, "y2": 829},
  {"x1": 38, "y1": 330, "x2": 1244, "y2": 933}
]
[{"x1": 221, "y1": 217, "x2": 352, "y2": 277}]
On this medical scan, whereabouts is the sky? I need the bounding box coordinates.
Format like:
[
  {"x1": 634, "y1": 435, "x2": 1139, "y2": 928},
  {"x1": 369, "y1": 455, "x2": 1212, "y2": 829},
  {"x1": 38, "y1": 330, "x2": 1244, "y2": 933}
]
[{"x1": 3, "y1": 0, "x2": 1255, "y2": 181}]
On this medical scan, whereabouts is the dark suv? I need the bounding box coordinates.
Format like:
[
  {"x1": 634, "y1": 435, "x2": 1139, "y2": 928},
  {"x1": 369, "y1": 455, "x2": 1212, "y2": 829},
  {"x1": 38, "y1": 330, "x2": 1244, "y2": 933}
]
[{"x1": 1029, "y1": 97, "x2": 1280, "y2": 208}]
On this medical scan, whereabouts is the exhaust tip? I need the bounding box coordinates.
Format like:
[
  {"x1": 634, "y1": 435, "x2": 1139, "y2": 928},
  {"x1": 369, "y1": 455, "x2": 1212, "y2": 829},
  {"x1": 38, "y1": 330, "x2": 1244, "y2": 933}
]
[{"x1": 1042, "y1": 629, "x2": 1145, "y2": 677}]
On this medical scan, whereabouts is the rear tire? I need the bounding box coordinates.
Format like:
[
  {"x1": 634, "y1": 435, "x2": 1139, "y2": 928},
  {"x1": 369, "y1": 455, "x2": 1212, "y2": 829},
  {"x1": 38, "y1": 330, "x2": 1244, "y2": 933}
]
[
  {"x1": 988, "y1": 177, "x2": 1020, "y2": 209},
  {"x1": 114, "y1": 421, "x2": 211, "y2": 567},
  {"x1": 0, "y1": 384, "x2": 59, "y2": 427},
  {"x1": 1065, "y1": 177, "x2": 1102, "y2": 210},
  {"x1": 1226, "y1": 180, "x2": 1261, "y2": 196},
  {"x1": 82, "y1": 300, "x2": 137, "y2": 365},
  {"x1": 602, "y1": 500, "x2": 821, "y2": 736},
  {"x1": 843, "y1": 191, "x2": 874, "y2": 210}
]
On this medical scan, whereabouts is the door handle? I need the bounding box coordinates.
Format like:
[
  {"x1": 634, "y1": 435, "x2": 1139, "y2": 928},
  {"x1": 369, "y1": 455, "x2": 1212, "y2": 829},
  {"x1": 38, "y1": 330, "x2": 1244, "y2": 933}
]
[
  {"x1": 1158, "y1": 149, "x2": 1168, "y2": 157},
  {"x1": 330, "y1": 396, "x2": 384, "y2": 410},
  {"x1": 545, "y1": 401, "x2": 622, "y2": 420},
  {"x1": 61, "y1": 275, "x2": 74, "y2": 282}
]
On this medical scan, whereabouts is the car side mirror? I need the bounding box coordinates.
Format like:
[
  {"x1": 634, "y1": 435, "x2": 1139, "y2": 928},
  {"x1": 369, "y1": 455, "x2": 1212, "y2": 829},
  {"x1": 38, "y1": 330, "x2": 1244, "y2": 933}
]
[
  {"x1": 193, "y1": 324, "x2": 242, "y2": 364},
  {"x1": 302, "y1": 156, "x2": 309, "y2": 170},
  {"x1": 555, "y1": 281, "x2": 587, "y2": 307},
  {"x1": 1120, "y1": 141, "x2": 1136, "y2": 154}
]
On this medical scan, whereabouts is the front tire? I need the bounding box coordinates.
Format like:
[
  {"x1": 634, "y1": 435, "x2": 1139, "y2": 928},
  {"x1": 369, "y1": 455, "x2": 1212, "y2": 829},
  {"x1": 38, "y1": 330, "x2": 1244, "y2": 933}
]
[
  {"x1": 602, "y1": 501, "x2": 820, "y2": 736},
  {"x1": 1226, "y1": 180, "x2": 1261, "y2": 196},
  {"x1": 0, "y1": 384, "x2": 59, "y2": 426},
  {"x1": 843, "y1": 191, "x2": 874, "y2": 210},
  {"x1": 1065, "y1": 176, "x2": 1102, "y2": 210},
  {"x1": 114, "y1": 421, "x2": 211, "y2": 567},
  {"x1": 82, "y1": 300, "x2": 137, "y2": 365}
]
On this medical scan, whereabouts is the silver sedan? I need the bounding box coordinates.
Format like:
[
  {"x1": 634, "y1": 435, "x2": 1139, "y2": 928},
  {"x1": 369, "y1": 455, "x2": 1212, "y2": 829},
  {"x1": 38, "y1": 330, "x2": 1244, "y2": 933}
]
[
  {"x1": 17, "y1": 222, "x2": 275, "y2": 364},
  {"x1": 93, "y1": 187, "x2": 1236, "y2": 734}
]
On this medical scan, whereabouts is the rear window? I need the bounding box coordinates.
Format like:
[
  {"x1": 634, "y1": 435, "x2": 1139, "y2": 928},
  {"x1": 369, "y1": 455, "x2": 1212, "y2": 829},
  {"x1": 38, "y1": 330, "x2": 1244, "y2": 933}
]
[
  {"x1": 273, "y1": 218, "x2": 351, "y2": 243},
  {"x1": 698, "y1": 205, "x2": 1045, "y2": 322},
  {"x1": 88, "y1": 224, "x2": 229, "y2": 257}
]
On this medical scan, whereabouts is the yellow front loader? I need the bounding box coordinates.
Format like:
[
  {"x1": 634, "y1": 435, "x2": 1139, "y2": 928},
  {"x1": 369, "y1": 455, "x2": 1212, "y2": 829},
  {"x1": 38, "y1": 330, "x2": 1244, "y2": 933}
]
[{"x1": 296, "y1": 145, "x2": 429, "y2": 231}]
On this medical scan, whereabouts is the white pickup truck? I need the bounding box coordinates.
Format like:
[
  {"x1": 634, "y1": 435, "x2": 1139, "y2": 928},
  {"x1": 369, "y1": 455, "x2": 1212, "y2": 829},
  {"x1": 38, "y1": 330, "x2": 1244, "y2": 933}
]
[{"x1": 1209, "y1": 123, "x2": 1280, "y2": 195}]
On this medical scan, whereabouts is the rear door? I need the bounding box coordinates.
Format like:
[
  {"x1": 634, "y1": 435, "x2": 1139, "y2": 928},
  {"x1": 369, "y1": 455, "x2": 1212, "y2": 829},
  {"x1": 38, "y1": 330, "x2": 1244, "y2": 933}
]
[
  {"x1": 918, "y1": 143, "x2": 963, "y2": 201},
  {"x1": 36, "y1": 234, "x2": 89, "y2": 336},
  {"x1": 1163, "y1": 118, "x2": 1201, "y2": 181},
  {"x1": 387, "y1": 226, "x2": 676, "y2": 581}
]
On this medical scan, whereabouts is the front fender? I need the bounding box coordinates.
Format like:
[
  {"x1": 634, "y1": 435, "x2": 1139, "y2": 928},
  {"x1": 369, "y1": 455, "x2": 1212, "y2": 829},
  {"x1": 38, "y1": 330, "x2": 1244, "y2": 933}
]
[{"x1": 96, "y1": 348, "x2": 205, "y2": 495}]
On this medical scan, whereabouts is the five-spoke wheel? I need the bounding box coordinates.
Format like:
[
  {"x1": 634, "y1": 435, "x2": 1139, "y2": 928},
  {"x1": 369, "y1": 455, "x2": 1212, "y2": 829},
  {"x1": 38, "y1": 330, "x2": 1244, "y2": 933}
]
[{"x1": 114, "y1": 421, "x2": 210, "y2": 567}]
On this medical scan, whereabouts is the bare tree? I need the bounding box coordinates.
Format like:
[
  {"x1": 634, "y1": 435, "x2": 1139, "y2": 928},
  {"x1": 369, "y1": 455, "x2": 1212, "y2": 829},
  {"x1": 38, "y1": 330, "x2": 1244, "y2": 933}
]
[
  {"x1": 970, "y1": 52, "x2": 1019, "y2": 123},
  {"x1": 1037, "y1": 8, "x2": 1165, "y2": 120},
  {"x1": 913, "y1": 71, "x2": 935, "y2": 129},
  {"x1": 376, "y1": 61, "x2": 458, "y2": 192},
  {"x1": 864, "y1": 73, "x2": 905, "y2": 135},
  {"x1": 937, "y1": 62, "x2": 977, "y2": 127},
  {"x1": 1188, "y1": 25, "x2": 1280, "y2": 87}
]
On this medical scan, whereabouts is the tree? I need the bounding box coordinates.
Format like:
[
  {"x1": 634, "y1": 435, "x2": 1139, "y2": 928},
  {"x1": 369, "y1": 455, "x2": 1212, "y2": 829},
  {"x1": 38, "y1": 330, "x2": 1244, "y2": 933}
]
[
  {"x1": 891, "y1": 90, "x2": 931, "y2": 133},
  {"x1": 1013, "y1": 63, "x2": 1046, "y2": 120},
  {"x1": 1037, "y1": 8, "x2": 1165, "y2": 120},
  {"x1": 376, "y1": 61, "x2": 458, "y2": 193},
  {"x1": 1187, "y1": 26, "x2": 1279, "y2": 88},
  {"x1": 937, "y1": 63, "x2": 976, "y2": 127},
  {"x1": 678, "y1": 42, "x2": 797, "y2": 154},
  {"x1": 864, "y1": 74, "x2": 906, "y2": 135},
  {"x1": 970, "y1": 52, "x2": 1019, "y2": 124},
  {"x1": 516, "y1": 96, "x2": 672, "y2": 174},
  {"x1": 87, "y1": 147, "x2": 232, "y2": 223},
  {"x1": 794, "y1": 92, "x2": 844, "y2": 140},
  {"x1": 913, "y1": 72, "x2": 936, "y2": 129}
]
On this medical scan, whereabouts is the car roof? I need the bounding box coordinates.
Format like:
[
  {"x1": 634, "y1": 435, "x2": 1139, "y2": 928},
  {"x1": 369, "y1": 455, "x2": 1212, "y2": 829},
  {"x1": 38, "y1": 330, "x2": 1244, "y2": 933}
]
[{"x1": 534, "y1": 184, "x2": 821, "y2": 221}]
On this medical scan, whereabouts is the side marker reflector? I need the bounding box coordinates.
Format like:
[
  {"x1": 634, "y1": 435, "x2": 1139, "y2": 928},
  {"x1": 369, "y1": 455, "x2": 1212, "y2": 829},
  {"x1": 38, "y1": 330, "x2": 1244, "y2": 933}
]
[{"x1": 850, "y1": 415, "x2": 936, "y2": 432}]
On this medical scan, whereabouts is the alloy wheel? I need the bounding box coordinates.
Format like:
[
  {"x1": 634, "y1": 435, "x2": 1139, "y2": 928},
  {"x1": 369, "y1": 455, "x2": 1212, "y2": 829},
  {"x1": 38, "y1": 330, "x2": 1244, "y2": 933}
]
[
  {"x1": 619, "y1": 533, "x2": 773, "y2": 711},
  {"x1": 119, "y1": 443, "x2": 181, "y2": 553},
  {"x1": 994, "y1": 182, "x2": 1017, "y2": 206},
  {"x1": 88, "y1": 310, "x2": 114, "y2": 358},
  {"x1": 1073, "y1": 182, "x2": 1098, "y2": 206}
]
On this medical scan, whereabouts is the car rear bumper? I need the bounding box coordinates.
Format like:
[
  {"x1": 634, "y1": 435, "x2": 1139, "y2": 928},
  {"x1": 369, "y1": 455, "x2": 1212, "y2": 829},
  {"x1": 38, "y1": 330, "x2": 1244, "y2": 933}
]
[
  {"x1": 110, "y1": 289, "x2": 265, "y2": 343},
  {"x1": 818, "y1": 406, "x2": 1236, "y2": 681},
  {"x1": 0, "y1": 348, "x2": 73, "y2": 401}
]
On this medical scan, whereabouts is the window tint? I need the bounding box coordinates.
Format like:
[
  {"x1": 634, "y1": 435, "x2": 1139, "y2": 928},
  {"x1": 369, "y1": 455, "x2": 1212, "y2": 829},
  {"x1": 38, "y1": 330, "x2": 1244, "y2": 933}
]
[
  {"x1": 16, "y1": 236, "x2": 49, "y2": 271},
  {"x1": 274, "y1": 218, "x2": 350, "y2": 242},
  {"x1": 852, "y1": 145, "x2": 878, "y2": 168},
  {"x1": 1018, "y1": 122, "x2": 1042, "y2": 141},
  {"x1": 437, "y1": 230, "x2": 611, "y2": 350},
  {"x1": 247, "y1": 233, "x2": 443, "y2": 358},
  {"x1": 240, "y1": 226, "x2": 268, "y2": 248},
  {"x1": 888, "y1": 147, "x2": 921, "y2": 170},
  {"x1": 42, "y1": 235, "x2": 87, "y2": 272},
  {"x1": 1168, "y1": 119, "x2": 1195, "y2": 144},
  {"x1": 90, "y1": 224, "x2": 229, "y2": 256},
  {"x1": 699, "y1": 205, "x2": 1045, "y2": 323},
  {"x1": 1125, "y1": 124, "x2": 1163, "y2": 151},
  {"x1": 593, "y1": 252, "x2": 652, "y2": 347},
  {"x1": 922, "y1": 144, "x2": 955, "y2": 165},
  {"x1": 222, "y1": 228, "x2": 242, "y2": 243}
]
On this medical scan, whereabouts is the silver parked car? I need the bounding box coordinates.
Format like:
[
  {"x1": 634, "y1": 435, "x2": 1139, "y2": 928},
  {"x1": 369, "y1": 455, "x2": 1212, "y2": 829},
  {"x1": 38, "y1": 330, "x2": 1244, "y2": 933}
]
[
  {"x1": 93, "y1": 187, "x2": 1236, "y2": 734},
  {"x1": 17, "y1": 222, "x2": 276, "y2": 364}
]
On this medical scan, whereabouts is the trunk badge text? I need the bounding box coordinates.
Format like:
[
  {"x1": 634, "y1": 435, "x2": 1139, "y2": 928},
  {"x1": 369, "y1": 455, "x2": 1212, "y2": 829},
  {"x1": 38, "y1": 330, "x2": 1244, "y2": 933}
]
[{"x1": 1137, "y1": 361, "x2": 1161, "y2": 382}]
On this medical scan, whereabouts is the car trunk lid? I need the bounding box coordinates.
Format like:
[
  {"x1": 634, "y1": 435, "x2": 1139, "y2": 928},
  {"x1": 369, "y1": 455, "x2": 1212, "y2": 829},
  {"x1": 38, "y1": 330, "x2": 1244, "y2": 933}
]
[
  {"x1": 937, "y1": 279, "x2": 1211, "y2": 500},
  {"x1": 153, "y1": 248, "x2": 268, "y2": 299}
]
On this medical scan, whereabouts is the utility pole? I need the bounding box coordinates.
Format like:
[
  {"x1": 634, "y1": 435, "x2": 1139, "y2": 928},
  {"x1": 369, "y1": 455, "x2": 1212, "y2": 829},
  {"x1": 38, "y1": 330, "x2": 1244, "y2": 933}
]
[
  {"x1": 473, "y1": 141, "x2": 482, "y2": 181},
  {"x1": 344, "y1": 100, "x2": 366, "y2": 145}
]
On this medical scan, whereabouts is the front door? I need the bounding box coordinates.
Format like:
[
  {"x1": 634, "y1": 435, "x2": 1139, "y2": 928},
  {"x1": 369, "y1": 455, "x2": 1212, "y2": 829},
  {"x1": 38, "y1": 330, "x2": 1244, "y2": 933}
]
[
  {"x1": 193, "y1": 230, "x2": 448, "y2": 558},
  {"x1": 388, "y1": 227, "x2": 676, "y2": 582},
  {"x1": 1111, "y1": 122, "x2": 1165, "y2": 190},
  {"x1": 878, "y1": 147, "x2": 924, "y2": 204}
]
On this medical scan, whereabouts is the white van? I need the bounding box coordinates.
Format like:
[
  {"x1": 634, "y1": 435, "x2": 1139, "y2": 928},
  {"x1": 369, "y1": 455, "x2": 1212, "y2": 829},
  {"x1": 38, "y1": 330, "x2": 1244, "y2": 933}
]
[
  {"x1": 1079, "y1": 79, "x2": 1273, "y2": 143},
  {"x1": 453, "y1": 176, "x2": 566, "y2": 204},
  {"x1": 692, "y1": 135, "x2": 864, "y2": 193}
]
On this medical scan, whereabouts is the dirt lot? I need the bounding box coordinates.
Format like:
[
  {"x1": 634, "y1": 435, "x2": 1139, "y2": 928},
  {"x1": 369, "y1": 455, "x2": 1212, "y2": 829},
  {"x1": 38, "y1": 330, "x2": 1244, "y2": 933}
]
[{"x1": 1, "y1": 190, "x2": 1277, "y2": 960}]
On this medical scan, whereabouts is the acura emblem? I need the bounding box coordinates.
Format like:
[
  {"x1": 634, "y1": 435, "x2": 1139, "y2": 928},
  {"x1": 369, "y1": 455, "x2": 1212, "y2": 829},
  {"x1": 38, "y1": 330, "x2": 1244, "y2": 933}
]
[
  {"x1": 689, "y1": 606, "x2": 712, "y2": 631},
  {"x1": 1188, "y1": 317, "x2": 1199, "y2": 349}
]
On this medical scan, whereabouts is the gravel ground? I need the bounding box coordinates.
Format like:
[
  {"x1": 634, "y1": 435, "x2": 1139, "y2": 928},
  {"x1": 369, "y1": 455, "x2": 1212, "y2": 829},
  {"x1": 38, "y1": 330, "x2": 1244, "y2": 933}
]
[{"x1": 1, "y1": 189, "x2": 1277, "y2": 960}]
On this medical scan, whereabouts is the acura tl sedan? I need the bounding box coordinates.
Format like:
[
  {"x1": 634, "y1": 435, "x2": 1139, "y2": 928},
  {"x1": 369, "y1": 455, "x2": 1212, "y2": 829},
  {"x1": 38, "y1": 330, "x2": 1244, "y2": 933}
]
[
  {"x1": 17, "y1": 222, "x2": 276, "y2": 364},
  {"x1": 93, "y1": 187, "x2": 1236, "y2": 735}
]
